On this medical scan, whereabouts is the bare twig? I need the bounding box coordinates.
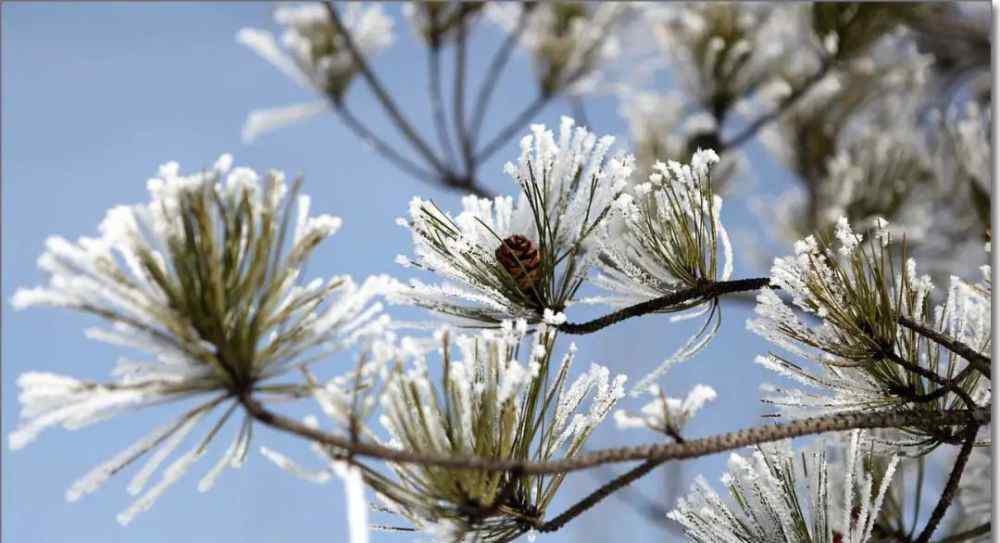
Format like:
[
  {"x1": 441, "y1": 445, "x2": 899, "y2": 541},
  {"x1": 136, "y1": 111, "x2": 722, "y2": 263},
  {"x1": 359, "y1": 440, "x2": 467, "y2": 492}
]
[
  {"x1": 331, "y1": 104, "x2": 440, "y2": 186},
  {"x1": 539, "y1": 459, "x2": 665, "y2": 532},
  {"x1": 933, "y1": 522, "x2": 991, "y2": 543},
  {"x1": 453, "y1": 8, "x2": 474, "y2": 176},
  {"x1": 474, "y1": 9, "x2": 625, "y2": 164},
  {"x1": 325, "y1": 2, "x2": 448, "y2": 176},
  {"x1": 239, "y1": 391, "x2": 988, "y2": 475},
  {"x1": 914, "y1": 425, "x2": 979, "y2": 543},
  {"x1": 558, "y1": 277, "x2": 773, "y2": 335},
  {"x1": 428, "y1": 44, "x2": 458, "y2": 168},
  {"x1": 474, "y1": 92, "x2": 553, "y2": 164},
  {"x1": 468, "y1": 5, "x2": 534, "y2": 144},
  {"x1": 720, "y1": 59, "x2": 834, "y2": 151},
  {"x1": 899, "y1": 315, "x2": 991, "y2": 378},
  {"x1": 541, "y1": 432, "x2": 685, "y2": 532}
]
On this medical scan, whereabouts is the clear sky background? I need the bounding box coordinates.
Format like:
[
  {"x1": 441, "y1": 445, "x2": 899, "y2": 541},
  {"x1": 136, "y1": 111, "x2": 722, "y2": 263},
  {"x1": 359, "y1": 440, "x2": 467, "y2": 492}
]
[{"x1": 3, "y1": 3, "x2": 801, "y2": 542}]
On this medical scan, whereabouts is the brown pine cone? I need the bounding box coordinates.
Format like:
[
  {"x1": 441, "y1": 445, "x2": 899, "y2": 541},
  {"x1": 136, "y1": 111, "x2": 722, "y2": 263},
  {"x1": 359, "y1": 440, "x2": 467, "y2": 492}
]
[{"x1": 495, "y1": 235, "x2": 542, "y2": 292}]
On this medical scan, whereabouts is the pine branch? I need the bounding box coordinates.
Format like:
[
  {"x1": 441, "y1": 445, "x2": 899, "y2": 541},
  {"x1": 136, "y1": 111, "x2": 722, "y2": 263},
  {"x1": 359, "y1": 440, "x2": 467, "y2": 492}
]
[
  {"x1": 899, "y1": 315, "x2": 991, "y2": 378},
  {"x1": 914, "y1": 425, "x2": 980, "y2": 543},
  {"x1": 240, "y1": 391, "x2": 988, "y2": 474},
  {"x1": 720, "y1": 57, "x2": 834, "y2": 151},
  {"x1": 427, "y1": 43, "x2": 458, "y2": 168},
  {"x1": 558, "y1": 277, "x2": 773, "y2": 335},
  {"x1": 468, "y1": 5, "x2": 534, "y2": 144},
  {"x1": 933, "y1": 522, "x2": 991, "y2": 543}
]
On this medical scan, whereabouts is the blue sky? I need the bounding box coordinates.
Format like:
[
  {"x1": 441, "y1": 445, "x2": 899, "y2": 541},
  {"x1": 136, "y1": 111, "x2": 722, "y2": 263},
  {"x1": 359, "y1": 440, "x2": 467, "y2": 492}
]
[{"x1": 2, "y1": 3, "x2": 794, "y2": 542}]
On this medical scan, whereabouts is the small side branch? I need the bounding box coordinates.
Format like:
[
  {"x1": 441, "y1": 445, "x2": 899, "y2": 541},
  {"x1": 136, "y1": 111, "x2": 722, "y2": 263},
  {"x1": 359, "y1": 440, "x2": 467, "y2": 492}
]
[
  {"x1": 468, "y1": 5, "x2": 533, "y2": 143},
  {"x1": 325, "y1": 2, "x2": 448, "y2": 176},
  {"x1": 720, "y1": 59, "x2": 833, "y2": 152},
  {"x1": 559, "y1": 277, "x2": 773, "y2": 335},
  {"x1": 539, "y1": 458, "x2": 665, "y2": 533},
  {"x1": 914, "y1": 425, "x2": 980, "y2": 543},
  {"x1": 933, "y1": 522, "x2": 991, "y2": 543},
  {"x1": 331, "y1": 104, "x2": 440, "y2": 186},
  {"x1": 899, "y1": 315, "x2": 991, "y2": 378}
]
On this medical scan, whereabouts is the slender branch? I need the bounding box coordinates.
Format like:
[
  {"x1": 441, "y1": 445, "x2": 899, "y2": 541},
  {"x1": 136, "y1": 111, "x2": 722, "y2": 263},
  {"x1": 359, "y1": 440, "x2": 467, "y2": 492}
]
[
  {"x1": 240, "y1": 391, "x2": 988, "y2": 474},
  {"x1": 904, "y1": 364, "x2": 979, "y2": 404},
  {"x1": 880, "y1": 349, "x2": 977, "y2": 409},
  {"x1": 539, "y1": 458, "x2": 664, "y2": 532},
  {"x1": 558, "y1": 277, "x2": 773, "y2": 335},
  {"x1": 330, "y1": 104, "x2": 440, "y2": 185},
  {"x1": 453, "y1": 9, "x2": 474, "y2": 176},
  {"x1": 474, "y1": 92, "x2": 552, "y2": 164},
  {"x1": 468, "y1": 5, "x2": 533, "y2": 144},
  {"x1": 474, "y1": 9, "x2": 623, "y2": 164},
  {"x1": 933, "y1": 522, "x2": 991, "y2": 543},
  {"x1": 899, "y1": 315, "x2": 991, "y2": 378},
  {"x1": 325, "y1": 2, "x2": 448, "y2": 176},
  {"x1": 914, "y1": 425, "x2": 979, "y2": 543},
  {"x1": 541, "y1": 430, "x2": 685, "y2": 532},
  {"x1": 428, "y1": 44, "x2": 458, "y2": 168},
  {"x1": 720, "y1": 59, "x2": 833, "y2": 151}
]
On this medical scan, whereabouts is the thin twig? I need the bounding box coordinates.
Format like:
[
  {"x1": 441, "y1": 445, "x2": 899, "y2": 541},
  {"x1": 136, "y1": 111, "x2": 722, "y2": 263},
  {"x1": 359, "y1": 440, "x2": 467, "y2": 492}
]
[
  {"x1": 453, "y1": 8, "x2": 474, "y2": 176},
  {"x1": 325, "y1": 2, "x2": 448, "y2": 176},
  {"x1": 880, "y1": 349, "x2": 978, "y2": 410},
  {"x1": 475, "y1": 92, "x2": 552, "y2": 164},
  {"x1": 468, "y1": 5, "x2": 533, "y2": 144},
  {"x1": 240, "y1": 391, "x2": 988, "y2": 474},
  {"x1": 558, "y1": 277, "x2": 773, "y2": 335},
  {"x1": 539, "y1": 459, "x2": 665, "y2": 532},
  {"x1": 474, "y1": 9, "x2": 624, "y2": 164},
  {"x1": 331, "y1": 104, "x2": 440, "y2": 186},
  {"x1": 899, "y1": 315, "x2": 991, "y2": 378},
  {"x1": 541, "y1": 431, "x2": 686, "y2": 531},
  {"x1": 914, "y1": 425, "x2": 979, "y2": 543},
  {"x1": 720, "y1": 59, "x2": 834, "y2": 151},
  {"x1": 933, "y1": 522, "x2": 991, "y2": 543},
  {"x1": 428, "y1": 44, "x2": 458, "y2": 168}
]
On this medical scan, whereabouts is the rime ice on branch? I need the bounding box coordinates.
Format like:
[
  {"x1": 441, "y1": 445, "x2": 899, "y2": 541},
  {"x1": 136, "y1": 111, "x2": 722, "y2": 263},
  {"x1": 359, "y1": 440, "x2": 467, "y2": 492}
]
[
  {"x1": 10, "y1": 155, "x2": 393, "y2": 524},
  {"x1": 393, "y1": 117, "x2": 634, "y2": 327}
]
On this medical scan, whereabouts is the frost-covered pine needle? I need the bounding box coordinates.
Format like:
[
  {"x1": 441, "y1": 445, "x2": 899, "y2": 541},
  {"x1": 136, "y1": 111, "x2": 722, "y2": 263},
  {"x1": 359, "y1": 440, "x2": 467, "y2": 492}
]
[
  {"x1": 393, "y1": 117, "x2": 635, "y2": 327},
  {"x1": 9, "y1": 155, "x2": 394, "y2": 523},
  {"x1": 293, "y1": 323, "x2": 626, "y2": 543},
  {"x1": 748, "y1": 218, "x2": 990, "y2": 450},
  {"x1": 669, "y1": 430, "x2": 900, "y2": 543}
]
